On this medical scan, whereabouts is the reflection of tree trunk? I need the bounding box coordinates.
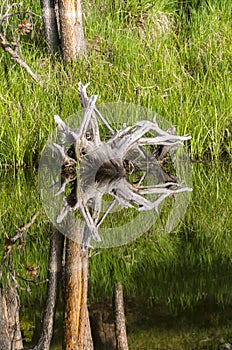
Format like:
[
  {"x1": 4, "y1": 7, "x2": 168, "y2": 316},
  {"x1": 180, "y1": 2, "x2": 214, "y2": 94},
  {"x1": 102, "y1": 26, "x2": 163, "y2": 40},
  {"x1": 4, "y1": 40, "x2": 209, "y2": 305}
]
[
  {"x1": 0, "y1": 286, "x2": 23, "y2": 350},
  {"x1": 114, "y1": 283, "x2": 129, "y2": 350},
  {"x1": 64, "y1": 237, "x2": 93, "y2": 350},
  {"x1": 40, "y1": 0, "x2": 60, "y2": 52},
  {"x1": 0, "y1": 288, "x2": 11, "y2": 350},
  {"x1": 90, "y1": 304, "x2": 116, "y2": 350},
  {"x1": 33, "y1": 230, "x2": 64, "y2": 350},
  {"x1": 90, "y1": 284, "x2": 129, "y2": 350},
  {"x1": 58, "y1": 0, "x2": 86, "y2": 62}
]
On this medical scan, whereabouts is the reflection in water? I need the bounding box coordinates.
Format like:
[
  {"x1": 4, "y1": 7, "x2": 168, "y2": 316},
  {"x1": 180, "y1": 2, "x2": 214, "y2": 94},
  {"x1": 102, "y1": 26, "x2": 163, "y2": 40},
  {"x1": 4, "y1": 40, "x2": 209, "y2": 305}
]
[
  {"x1": 39, "y1": 83, "x2": 192, "y2": 248},
  {"x1": 0, "y1": 162, "x2": 231, "y2": 348}
]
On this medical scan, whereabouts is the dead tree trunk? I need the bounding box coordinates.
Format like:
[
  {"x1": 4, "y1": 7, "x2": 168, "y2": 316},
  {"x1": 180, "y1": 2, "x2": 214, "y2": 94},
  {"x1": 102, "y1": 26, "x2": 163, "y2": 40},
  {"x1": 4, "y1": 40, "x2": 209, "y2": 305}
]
[
  {"x1": 58, "y1": 0, "x2": 86, "y2": 62},
  {"x1": 114, "y1": 283, "x2": 129, "y2": 350},
  {"x1": 0, "y1": 288, "x2": 12, "y2": 350},
  {"x1": 63, "y1": 237, "x2": 93, "y2": 350},
  {"x1": 0, "y1": 286, "x2": 23, "y2": 350},
  {"x1": 40, "y1": 0, "x2": 60, "y2": 52},
  {"x1": 32, "y1": 230, "x2": 64, "y2": 350}
]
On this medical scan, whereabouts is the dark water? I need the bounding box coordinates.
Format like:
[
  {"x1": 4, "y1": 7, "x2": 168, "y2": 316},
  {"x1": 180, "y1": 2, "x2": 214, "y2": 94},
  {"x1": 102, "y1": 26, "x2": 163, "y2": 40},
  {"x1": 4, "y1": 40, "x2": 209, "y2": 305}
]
[{"x1": 0, "y1": 161, "x2": 231, "y2": 349}]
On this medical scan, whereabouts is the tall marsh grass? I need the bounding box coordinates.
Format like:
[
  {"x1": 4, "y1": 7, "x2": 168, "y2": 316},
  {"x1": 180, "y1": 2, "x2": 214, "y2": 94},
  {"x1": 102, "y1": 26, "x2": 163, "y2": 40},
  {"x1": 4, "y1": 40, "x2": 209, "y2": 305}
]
[
  {"x1": 0, "y1": 0, "x2": 231, "y2": 167},
  {"x1": 88, "y1": 161, "x2": 232, "y2": 309}
]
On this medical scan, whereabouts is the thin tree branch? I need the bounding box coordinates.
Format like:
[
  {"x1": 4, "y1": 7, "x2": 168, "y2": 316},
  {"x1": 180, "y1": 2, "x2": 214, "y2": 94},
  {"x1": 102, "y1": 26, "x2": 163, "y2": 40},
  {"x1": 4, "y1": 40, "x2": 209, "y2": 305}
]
[
  {"x1": 0, "y1": 211, "x2": 40, "y2": 281},
  {"x1": 1, "y1": 11, "x2": 42, "y2": 22},
  {"x1": 0, "y1": 33, "x2": 41, "y2": 82}
]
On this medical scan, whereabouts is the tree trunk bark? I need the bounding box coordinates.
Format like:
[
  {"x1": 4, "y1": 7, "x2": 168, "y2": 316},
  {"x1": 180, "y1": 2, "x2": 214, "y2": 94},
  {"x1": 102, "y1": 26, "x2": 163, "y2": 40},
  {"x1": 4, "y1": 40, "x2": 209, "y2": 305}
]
[
  {"x1": 58, "y1": 0, "x2": 86, "y2": 62},
  {"x1": 32, "y1": 230, "x2": 64, "y2": 350},
  {"x1": 63, "y1": 238, "x2": 93, "y2": 350},
  {"x1": 40, "y1": 0, "x2": 60, "y2": 52},
  {"x1": 0, "y1": 286, "x2": 23, "y2": 350},
  {"x1": 114, "y1": 283, "x2": 129, "y2": 350},
  {"x1": 0, "y1": 288, "x2": 12, "y2": 350}
]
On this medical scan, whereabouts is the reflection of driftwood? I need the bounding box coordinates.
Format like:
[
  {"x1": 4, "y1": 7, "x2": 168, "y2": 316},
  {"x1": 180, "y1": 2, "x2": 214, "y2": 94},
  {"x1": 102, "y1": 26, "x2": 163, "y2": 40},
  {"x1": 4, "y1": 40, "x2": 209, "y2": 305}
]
[
  {"x1": 0, "y1": 288, "x2": 11, "y2": 350},
  {"x1": 32, "y1": 230, "x2": 63, "y2": 350},
  {"x1": 0, "y1": 286, "x2": 23, "y2": 350},
  {"x1": 114, "y1": 284, "x2": 129, "y2": 350},
  {"x1": 52, "y1": 82, "x2": 192, "y2": 248}
]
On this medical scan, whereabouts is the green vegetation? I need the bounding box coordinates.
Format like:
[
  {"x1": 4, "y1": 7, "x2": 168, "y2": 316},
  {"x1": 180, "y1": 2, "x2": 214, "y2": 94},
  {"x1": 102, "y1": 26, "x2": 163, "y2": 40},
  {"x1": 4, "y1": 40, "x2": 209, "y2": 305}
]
[
  {"x1": 1, "y1": 0, "x2": 232, "y2": 168},
  {"x1": 0, "y1": 170, "x2": 50, "y2": 303},
  {"x1": 1, "y1": 1, "x2": 232, "y2": 348},
  {"x1": 1, "y1": 162, "x2": 231, "y2": 310},
  {"x1": 88, "y1": 162, "x2": 232, "y2": 309}
]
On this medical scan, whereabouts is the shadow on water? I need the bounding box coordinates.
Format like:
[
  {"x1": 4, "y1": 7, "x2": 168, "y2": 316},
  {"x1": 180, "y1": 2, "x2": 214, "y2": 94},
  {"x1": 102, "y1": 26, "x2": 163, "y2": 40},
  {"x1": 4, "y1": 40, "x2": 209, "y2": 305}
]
[{"x1": 0, "y1": 161, "x2": 231, "y2": 349}]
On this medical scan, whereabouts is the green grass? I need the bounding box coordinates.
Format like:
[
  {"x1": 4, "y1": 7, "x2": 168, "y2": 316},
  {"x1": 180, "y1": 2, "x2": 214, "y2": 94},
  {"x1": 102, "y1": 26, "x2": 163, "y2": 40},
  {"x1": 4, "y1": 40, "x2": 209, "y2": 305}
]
[
  {"x1": 0, "y1": 161, "x2": 231, "y2": 311},
  {"x1": 0, "y1": 170, "x2": 51, "y2": 303},
  {"x1": 0, "y1": 0, "x2": 232, "y2": 168},
  {"x1": 88, "y1": 162, "x2": 232, "y2": 309}
]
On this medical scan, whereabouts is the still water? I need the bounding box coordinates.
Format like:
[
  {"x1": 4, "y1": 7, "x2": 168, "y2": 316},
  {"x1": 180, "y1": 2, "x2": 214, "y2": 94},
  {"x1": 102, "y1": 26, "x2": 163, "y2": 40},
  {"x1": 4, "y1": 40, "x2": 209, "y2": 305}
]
[{"x1": 0, "y1": 161, "x2": 231, "y2": 349}]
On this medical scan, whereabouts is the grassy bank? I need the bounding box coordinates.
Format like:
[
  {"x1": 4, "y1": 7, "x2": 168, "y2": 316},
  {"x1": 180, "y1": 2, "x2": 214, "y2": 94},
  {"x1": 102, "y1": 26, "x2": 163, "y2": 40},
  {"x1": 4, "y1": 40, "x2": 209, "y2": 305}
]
[{"x1": 0, "y1": 0, "x2": 232, "y2": 168}]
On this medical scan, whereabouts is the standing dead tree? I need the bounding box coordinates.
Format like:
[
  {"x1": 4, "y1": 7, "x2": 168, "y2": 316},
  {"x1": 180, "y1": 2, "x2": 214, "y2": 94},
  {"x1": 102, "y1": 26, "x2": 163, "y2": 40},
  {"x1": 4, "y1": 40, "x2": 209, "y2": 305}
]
[
  {"x1": 40, "y1": 0, "x2": 86, "y2": 60},
  {"x1": 40, "y1": 0, "x2": 60, "y2": 52},
  {"x1": 58, "y1": 0, "x2": 86, "y2": 61}
]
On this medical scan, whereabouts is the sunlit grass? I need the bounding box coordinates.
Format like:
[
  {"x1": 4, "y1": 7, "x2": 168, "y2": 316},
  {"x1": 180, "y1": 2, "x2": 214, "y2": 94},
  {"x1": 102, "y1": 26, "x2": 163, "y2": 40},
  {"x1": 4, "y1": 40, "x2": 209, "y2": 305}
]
[{"x1": 0, "y1": 0, "x2": 232, "y2": 168}]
